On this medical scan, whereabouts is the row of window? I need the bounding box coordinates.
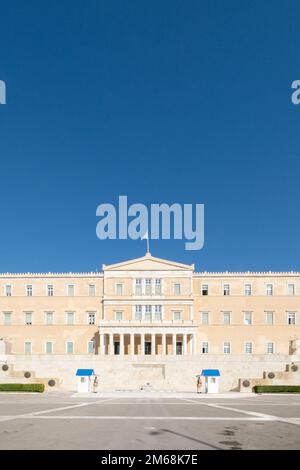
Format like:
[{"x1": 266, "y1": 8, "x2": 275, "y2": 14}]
[
  {"x1": 2, "y1": 284, "x2": 97, "y2": 297},
  {"x1": 200, "y1": 311, "x2": 297, "y2": 325},
  {"x1": 201, "y1": 283, "x2": 296, "y2": 296},
  {"x1": 201, "y1": 341, "x2": 276, "y2": 354},
  {"x1": 24, "y1": 340, "x2": 95, "y2": 354},
  {"x1": 2, "y1": 312, "x2": 96, "y2": 325}
]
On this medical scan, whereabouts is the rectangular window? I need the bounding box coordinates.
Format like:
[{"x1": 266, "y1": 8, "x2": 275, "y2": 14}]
[
  {"x1": 88, "y1": 312, "x2": 96, "y2": 325},
  {"x1": 67, "y1": 312, "x2": 75, "y2": 325},
  {"x1": 223, "y1": 312, "x2": 231, "y2": 325},
  {"x1": 66, "y1": 341, "x2": 74, "y2": 354},
  {"x1": 24, "y1": 341, "x2": 32, "y2": 354},
  {"x1": 145, "y1": 305, "x2": 152, "y2": 321},
  {"x1": 89, "y1": 284, "x2": 96, "y2": 296},
  {"x1": 25, "y1": 312, "x2": 32, "y2": 325},
  {"x1": 223, "y1": 284, "x2": 230, "y2": 296},
  {"x1": 4, "y1": 312, "x2": 12, "y2": 325},
  {"x1": 88, "y1": 340, "x2": 95, "y2": 354},
  {"x1": 155, "y1": 279, "x2": 162, "y2": 295},
  {"x1": 201, "y1": 342, "x2": 209, "y2": 354},
  {"x1": 223, "y1": 342, "x2": 231, "y2": 354},
  {"x1": 116, "y1": 283, "x2": 123, "y2": 295},
  {"x1": 173, "y1": 311, "x2": 182, "y2": 321},
  {"x1": 201, "y1": 312, "x2": 209, "y2": 325},
  {"x1": 135, "y1": 279, "x2": 142, "y2": 295},
  {"x1": 5, "y1": 285, "x2": 12, "y2": 296},
  {"x1": 135, "y1": 305, "x2": 142, "y2": 321},
  {"x1": 45, "y1": 312, "x2": 53, "y2": 325},
  {"x1": 115, "y1": 311, "x2": 123, "y2": 321},
  {"x1": 266, "y1": 342, "x2": 274, "y2": 354},
  {"x1": 173, "y1": 283, "x2": 181, "y2": 295},
  {"x1": 201, "y1": 284, "x2": 208, "y2": 296},
  {"x1": 245, "y1": 342, "x2": 253, "y2": 354},
  {"x1": 145, "y1": 279, "x2": 152, "y2": 295},
  {"x1": 45, "y1": 342, "x2": 53, "y2": 354},
  {"x1": 265, "y1": 311, "x2": 274, "y2": 325},
  {"x1": 244, "y1": 311, "x2": 252, "y2": 325},
  {"x1": 266, "y1": 284, "x2": 273, "y2": 296},
  {"x1": 67, "y1": 284, "x2": 75, "y2": 297},
  {"x1": 154, "y1": 305, "x2": 162, "y2": 321},
  {"x1": 288, "y1": 312, "x2": 296, "y2": 325},
  {"x1": 288, "y1": 284, "x2": 295, "y2": 296},
  {"x1": 26, "y1": 285, "x2": 33, "y2": 296},
  {"x1": 244, "y1": 284, "x2": 252, "y2": 296},
  {"x1": 47, "y1": 285, "x2": 54, "y2": 296}
]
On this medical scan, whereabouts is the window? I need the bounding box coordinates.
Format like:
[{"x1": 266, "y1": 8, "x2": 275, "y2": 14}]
[
  {"x1": 266, "y1": 342, "x2": 274, "y2": 354},
  {"x1": 176, "y1": 342, "x2": 182, "y2": 355},
  {"x1": 288, "y1": 312, "x2": 296, "y2": 325},
  {"x1": 223, "y1": 342, "x2": 231, "y2": 354},
  {"x1": 66, "y1": 342, "x2": 74, "y2": 354},
  {"x1": 266, "y1": 284, "x2": 273, "y2": 296},
  {"x1": 88, "y1": 340, "x2": 95, "y2": 354},
  {"x1": 25, "y1": 312, "x2": 32, "y2": 325},
  {"x1": 88, "y1": 312, "x2": 96, "y2": 325},
  {"x1": 244, "y1": 311, "x2": 252, "y2": 325},
  {"x1": 265, "y1": 311, "x2": 274, "y2": 325},
  {"x1": 145, "y1": 305, "x2": 152, "y2": 321},
  {"x1": 135, "y1": 279, "x2": 142, "y2": 295},
  {"x1": 201, "y1": 312, "x2": 209, "y2": 325},
  {"x1": 47, "y1": 285, "x2": 54, "y2": 296},
  {"x1": 4, "y1": 312, "x2": 12, "y2": 325},
  {"x1": 155, "y1": 279, "x2": 162, "y2": 295},
  {"x1": 223, "y1": 312, "x2": 231, "y2": 325},
  {"x1": 201, "y1": 342, "x2": 209, "y2": 354},
  {"x1": 5, "y1": 285, "x2": 12, "y2": 296},
  {"x1": 45, "y1": 312, "x2": 53, "y2": 325},
  {"x1": 115, "y1": 311, "x2": 123, "y2": 321},
  {"x1": 223, "y1": 284, "x2": 230, "y2": 296},
  {"x1": 26, "y1": 285, "x2": 33, "y2": 296},
  {"x1": 145, "y1": 279, "x2": 152, "y2": 295},
  {"x1": 245, "y1": 342, "x2": 253, "y2": 354},
  {"x1": 154, "y1": 305, "x2": 162, "y2": 321},
  {"x1": 288, "y1": 284, "x2": 295, "y2": 296},
  {"x1": 173, "y1": 283, "x2": 181, "y2": 295},
  {"x1": 135, "y1": 305, "x2": 142, "y2": 320},
  {"x1": 201, "y1": 284, "x2": 208, "y2": 295},
  {"x1": 244, "y1": 284, "x2": 252, "y2": 296},
  {"x1": 116, "y1": 283, "x2": 123, "y2": 295},
  {"x1": 89, "y1": 284, "x2": 96, "y2": 296},
  {"x1": 66, "y1": 312, "x2": 75, "y2": 325},
  {"x1": 45, "y1": 342, "x2": 53, "y2": 354},
  {"x1": 24, "y1": 342, "x2": 32, "y2": 354},
  {"x1": 173, "y1": 311, "x2": 182, "y2": 321},
  {"x1": 67, "y1": 284, "x2": 75, "y2": 296}
]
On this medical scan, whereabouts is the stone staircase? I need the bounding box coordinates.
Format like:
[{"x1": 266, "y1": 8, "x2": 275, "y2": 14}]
[
  {"x1": 239, "y1": 362, "x2": 300, "y2": 392},
  {"x1": 0, "y1": 361, "x2": 59, "y2": 390}
]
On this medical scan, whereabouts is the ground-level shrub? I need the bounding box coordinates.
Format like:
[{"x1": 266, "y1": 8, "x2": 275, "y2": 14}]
[
  {"x1": 253, "y1": 385, "x2": 300, "y2": 393},
  {"x1": 0, "y1": 383, "x2": 44, "y2": 392}
]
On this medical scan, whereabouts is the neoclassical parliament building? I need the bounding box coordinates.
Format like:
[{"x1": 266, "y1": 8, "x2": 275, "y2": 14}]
[{"x1": 0, "y1": 253, "x2": 300, "y2": 391}]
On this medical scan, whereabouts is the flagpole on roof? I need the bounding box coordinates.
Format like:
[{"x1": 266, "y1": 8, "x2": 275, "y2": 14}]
[{"x1": 142, "y1": 231, "x2": 150, "y2": 255}]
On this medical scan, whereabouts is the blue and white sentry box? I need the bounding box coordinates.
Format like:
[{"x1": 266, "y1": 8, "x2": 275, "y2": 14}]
[
  {"x1": 76, "y1": 369, "x2": 95, "y2": 393},
  {"x1": 201, "y1": 369, "x2": 220, "y2": 394}
]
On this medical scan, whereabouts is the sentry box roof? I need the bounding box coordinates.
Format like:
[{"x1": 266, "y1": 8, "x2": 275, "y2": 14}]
[
  {"x1": 76, "y1": 369, "x2": 95, "y2": 376},
  {"x1": 201, "y1": 369, "x2": 220, "y2": 377}
]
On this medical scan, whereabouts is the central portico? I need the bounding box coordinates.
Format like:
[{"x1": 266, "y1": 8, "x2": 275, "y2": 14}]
[{"x1": 100, "y1": 252, "x2": 197, "y2": 356}]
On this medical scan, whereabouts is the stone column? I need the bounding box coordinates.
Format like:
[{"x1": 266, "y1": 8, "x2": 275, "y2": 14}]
[
  {"x1": 162, "y1": 334, "x2": 166, "y2": 356},
  {"x1": 109, "y1": 333, "x2": 114, "y2": 355},
  {"x1": 141, "y1": 333, "x2": 145, "y2": 356},
  {"x1": 100, "y1": 333, "x2": 105, "y2": 355},
  {"x1": 183, "y1": 333, "x2": 187, "y2": 355},
  {"x1": 172, "y1": 333, "x2": 177, "y2": 355},
  {"x1": 151, "y1": 333, "x2": 156, "y2": 355},
  {"x1": 130, "y1": 333, "x2": 135, "y2": 356},
  {"x1": 120, "y1": 333, "x2": 124, "y2": 356}
]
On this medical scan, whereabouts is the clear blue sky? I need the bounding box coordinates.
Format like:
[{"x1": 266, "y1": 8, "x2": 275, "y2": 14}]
[{"x1": 0, "y1": 0, "x2": 300, "y2": 273}]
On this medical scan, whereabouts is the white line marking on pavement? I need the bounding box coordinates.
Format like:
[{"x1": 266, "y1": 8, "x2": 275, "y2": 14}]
[
  {"x1": 179, "y1": 398, "x2": 300, "y2": 427},
  {"x1": 6, "y1": 415, "x2": 271, "y2": 421}
]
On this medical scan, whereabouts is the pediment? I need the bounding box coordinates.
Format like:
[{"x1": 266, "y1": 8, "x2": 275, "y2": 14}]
[{"x1": 103, "y1": 253, "x2": 194, "y2": 272}]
